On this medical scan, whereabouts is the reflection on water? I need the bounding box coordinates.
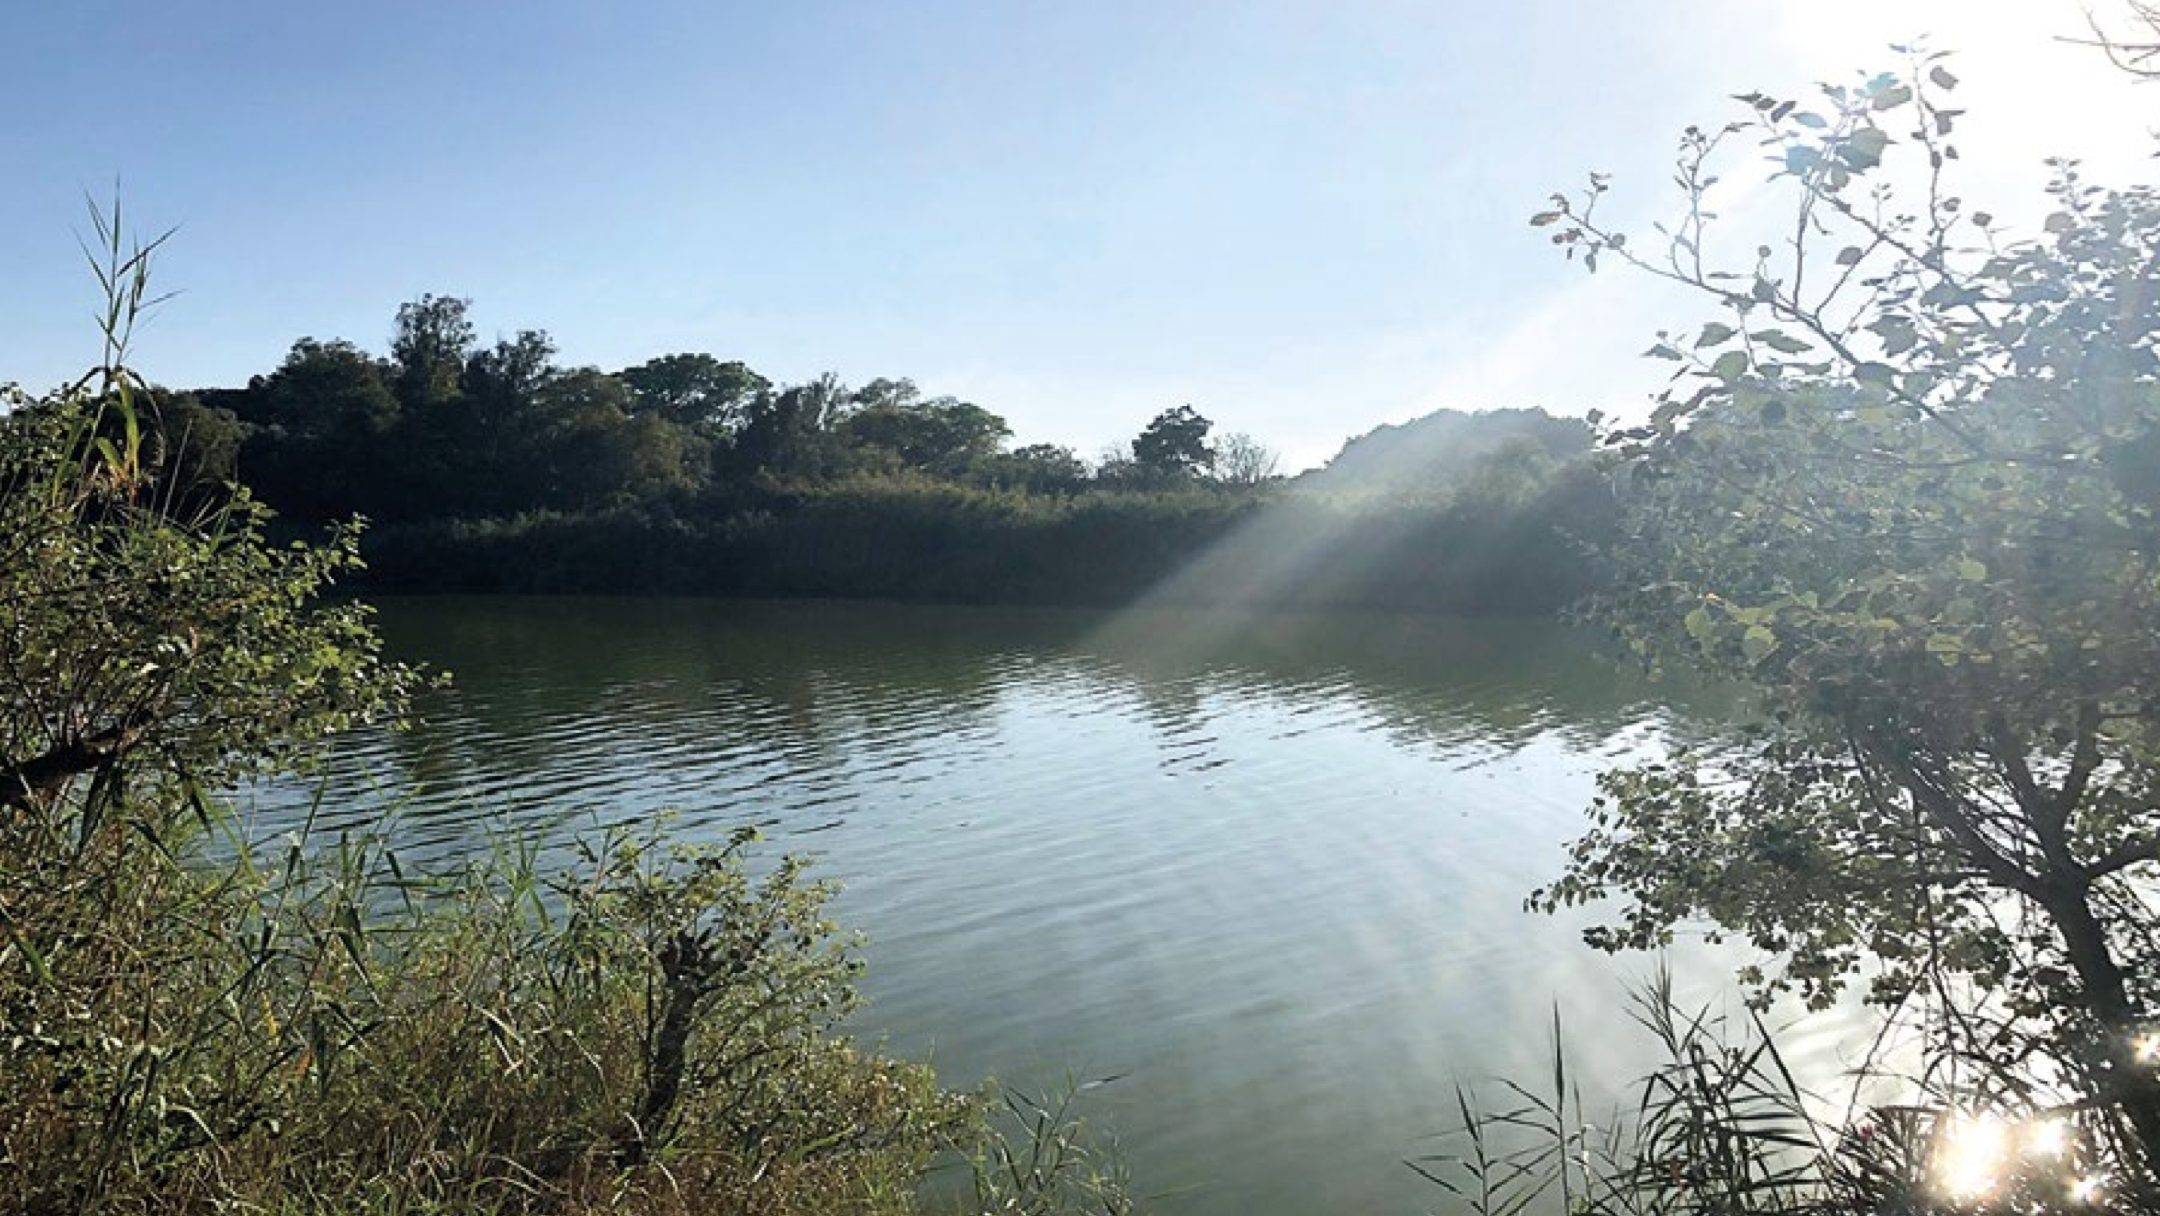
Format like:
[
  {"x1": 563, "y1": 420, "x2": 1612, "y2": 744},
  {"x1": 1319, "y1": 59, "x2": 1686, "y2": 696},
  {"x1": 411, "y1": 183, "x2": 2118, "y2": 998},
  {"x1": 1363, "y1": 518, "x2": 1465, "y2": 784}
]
[{"x1": 239, "y1": 596, "x2": 1760, "y2": 1216}]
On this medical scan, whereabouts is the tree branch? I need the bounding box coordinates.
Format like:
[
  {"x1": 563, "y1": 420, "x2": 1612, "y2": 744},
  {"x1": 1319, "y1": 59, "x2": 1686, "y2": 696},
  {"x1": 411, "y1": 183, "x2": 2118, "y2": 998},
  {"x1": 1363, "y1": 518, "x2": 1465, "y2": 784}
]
[{"x1": 0, "y1": 708, "x2": 160, "y2": 812}]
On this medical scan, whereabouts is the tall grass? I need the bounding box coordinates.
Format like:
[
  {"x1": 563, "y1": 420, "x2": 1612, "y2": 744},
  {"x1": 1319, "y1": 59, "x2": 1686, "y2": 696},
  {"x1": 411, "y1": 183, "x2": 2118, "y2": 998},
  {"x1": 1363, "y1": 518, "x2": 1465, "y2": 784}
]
[
  {"x1": 1411, "y1": 969, "x2": 2143, "y2": 1214},
  {"x1": 1, "y1": 791, "x2": 984, "y2": 1215}
]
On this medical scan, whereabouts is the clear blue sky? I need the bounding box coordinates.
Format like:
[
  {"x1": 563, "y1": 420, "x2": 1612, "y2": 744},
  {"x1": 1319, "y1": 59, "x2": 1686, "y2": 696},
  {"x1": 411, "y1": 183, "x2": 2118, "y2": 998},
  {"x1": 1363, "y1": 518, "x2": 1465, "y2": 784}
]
[{"x1": 1, "y1": 1, "x2": 2145, "y2": 467}]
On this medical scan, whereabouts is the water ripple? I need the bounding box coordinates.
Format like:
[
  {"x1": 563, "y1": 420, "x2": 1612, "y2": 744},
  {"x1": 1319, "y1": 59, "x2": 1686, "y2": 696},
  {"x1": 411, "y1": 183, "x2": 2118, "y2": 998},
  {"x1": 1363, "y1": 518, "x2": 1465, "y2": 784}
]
[{"x1": 232, "y1": 597, "x2": 1807, "y2": 1216}]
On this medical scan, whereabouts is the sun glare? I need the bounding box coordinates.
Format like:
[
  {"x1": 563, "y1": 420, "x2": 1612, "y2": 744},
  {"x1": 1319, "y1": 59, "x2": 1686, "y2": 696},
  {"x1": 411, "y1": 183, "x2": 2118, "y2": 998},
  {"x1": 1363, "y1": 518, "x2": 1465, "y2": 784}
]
[
  {"x1": 1933, "y1": 1112, "x2": 2010, "y2": 1201},
  {"x1": 2028, "y1": 1117, "x2": 2070, "y2": 1158},
  {"x1": 1931, "y1": 1110, "x2": 2112, "y2": 1204}
]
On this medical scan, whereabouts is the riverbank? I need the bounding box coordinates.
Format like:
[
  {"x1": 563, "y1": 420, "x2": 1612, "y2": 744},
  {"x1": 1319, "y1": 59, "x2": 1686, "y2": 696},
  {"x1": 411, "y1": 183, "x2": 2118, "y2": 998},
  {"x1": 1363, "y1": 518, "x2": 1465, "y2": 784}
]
[{"x1": 348, "y1": 473, "x2": 1611, "y2": 614}]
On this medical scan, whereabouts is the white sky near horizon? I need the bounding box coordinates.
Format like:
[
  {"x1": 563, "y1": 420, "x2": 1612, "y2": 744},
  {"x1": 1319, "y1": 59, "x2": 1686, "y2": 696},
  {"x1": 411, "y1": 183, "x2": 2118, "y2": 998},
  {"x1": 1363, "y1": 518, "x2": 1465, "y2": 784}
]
[
  {"x1": 0, "y1": 1, "x2": 2152, "y2": 470},
  {"x1": 1423, "y1": 1, "x2": 2157, "y2": 455}
]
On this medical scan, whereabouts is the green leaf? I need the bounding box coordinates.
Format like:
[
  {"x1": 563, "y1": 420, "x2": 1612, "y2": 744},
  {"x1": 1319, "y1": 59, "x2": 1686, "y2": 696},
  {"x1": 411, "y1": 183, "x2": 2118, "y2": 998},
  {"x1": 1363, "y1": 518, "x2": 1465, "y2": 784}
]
[
  {"x1": 1957, "y1": 558, "x2": 1987, "y2": 582},
  {"x1": 1854, "y1": 362, "x2": 1897, "y2": 387},
  {"x1": 1752, "y1": 330, "x2": 1811, "y2": 355},
  {"x1": 1711, "y1": 351, "x2": 1750, "y2": 382},
  {"x1": 1741, "y1": 625, "x2": 1779, "y2": 662},
  {"x1": 1684, "y1": 606, "x2": 1715, "y2": 640},
  {"x1": 1695, "y1": 322, "x2": 1738, "y2": 348},
  {"x1": 1838, "y1": 127, "x2": 1890, "y2": 170}
]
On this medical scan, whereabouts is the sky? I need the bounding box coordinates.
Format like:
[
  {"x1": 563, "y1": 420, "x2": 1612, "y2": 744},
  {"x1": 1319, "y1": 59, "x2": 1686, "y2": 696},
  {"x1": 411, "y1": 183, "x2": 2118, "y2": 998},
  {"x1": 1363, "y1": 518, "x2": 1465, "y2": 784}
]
[{"x1": 1, "y1": 1, "x2": 2152, "y2": 469}]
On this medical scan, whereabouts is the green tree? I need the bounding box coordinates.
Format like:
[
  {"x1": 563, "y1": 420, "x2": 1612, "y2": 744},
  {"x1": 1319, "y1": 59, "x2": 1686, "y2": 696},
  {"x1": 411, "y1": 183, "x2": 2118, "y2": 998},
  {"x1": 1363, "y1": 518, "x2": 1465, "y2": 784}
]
[
  {"x1": 979, "y1": 442, "x2": 1090, "y2": 493},
  {"x1": 841, "y1": 394, "x2": 1012, "y2": 477},
  {"x1": 1529, "y1": 58, "x2": 2160, "y2": 1173},
  {"x1": 229, "y1": 338, "x2": 400, "y2": 520},
  {"x1": 388, "y1": 292, "x2": 475, "y2": 410},
  {"x1": 534, "y1": 368, "x2": 695, "y2": 507},
  {"x1": 1131, "y1": 405, "x2": 1215, "y2": 480},
  {"x1": 620, "y1": 352, "x2": 769, "y2": 431},
  {"x1": 140, "y1": 389, "x2": 243, "y2": 509},
  {"x1": 456, "y1": 329, "x2": 561, "y2": 511},
  {"x1": 730, "y1": 374, "x2": 849, "y2": 480},
  {"x1": 251, "y1": 338, "x2": 399, "y2": 439}
]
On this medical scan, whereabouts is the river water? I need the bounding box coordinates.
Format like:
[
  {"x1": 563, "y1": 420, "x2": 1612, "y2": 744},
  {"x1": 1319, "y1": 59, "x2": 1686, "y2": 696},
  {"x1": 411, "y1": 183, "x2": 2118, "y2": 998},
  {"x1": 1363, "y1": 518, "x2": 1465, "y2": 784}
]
[{"x1": 236, "y1": 595, "x2": 1813, "y2": 1215}]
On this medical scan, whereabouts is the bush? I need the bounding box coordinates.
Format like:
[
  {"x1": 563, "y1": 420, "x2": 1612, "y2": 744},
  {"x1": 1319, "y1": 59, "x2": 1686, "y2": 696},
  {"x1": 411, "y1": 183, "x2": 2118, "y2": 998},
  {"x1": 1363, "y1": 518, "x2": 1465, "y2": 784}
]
[{"x1": 0, "y1": 815, "x2": 971, "y2": 1216}]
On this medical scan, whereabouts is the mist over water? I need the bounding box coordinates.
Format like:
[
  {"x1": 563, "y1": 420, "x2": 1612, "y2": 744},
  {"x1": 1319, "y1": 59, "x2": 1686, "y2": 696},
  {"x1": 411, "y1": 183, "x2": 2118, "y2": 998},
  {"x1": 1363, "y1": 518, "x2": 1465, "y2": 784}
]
[{"x1": 239, "y1": 596, "x2": 1792, "y2": 1215}]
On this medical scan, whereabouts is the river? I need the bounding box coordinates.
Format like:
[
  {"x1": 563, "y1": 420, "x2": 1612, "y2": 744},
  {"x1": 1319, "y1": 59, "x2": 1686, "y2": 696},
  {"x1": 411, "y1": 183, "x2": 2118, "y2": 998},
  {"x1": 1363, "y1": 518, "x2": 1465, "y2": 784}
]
[{"x1": 235, "y1": 595, "x2": 1815, "y2": 1215}]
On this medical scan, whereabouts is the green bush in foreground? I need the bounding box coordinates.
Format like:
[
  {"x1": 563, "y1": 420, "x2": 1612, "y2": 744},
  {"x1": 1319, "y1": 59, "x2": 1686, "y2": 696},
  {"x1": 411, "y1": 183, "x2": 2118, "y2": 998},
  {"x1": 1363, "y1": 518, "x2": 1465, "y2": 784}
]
[{"x1": 1, "y1": 815, "x2": 969, "y2": 1216}]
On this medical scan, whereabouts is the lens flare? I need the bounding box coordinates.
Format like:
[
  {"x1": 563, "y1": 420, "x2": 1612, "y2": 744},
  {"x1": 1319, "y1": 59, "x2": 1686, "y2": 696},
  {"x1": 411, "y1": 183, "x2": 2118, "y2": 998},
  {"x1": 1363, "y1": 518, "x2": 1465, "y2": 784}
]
[
  {"x1": 1932, "y1": 1112, "x2": 2009, "y2": 1201},
  {"x1": 2027, "y1": 1117, "x2": 2069, "y2": 1158},
  {"x1": 2069, "y1": 1174, "x2": 2107, "y2": 1205},
  {"x1": 2136, "y1": 1033, "x2": 2159, "y2": 1065}
]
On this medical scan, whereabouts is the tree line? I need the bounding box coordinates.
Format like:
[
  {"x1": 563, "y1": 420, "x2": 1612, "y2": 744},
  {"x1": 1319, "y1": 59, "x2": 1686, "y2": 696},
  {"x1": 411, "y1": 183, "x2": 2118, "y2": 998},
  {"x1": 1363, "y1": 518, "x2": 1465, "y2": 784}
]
[{"x1": 134, "y1": 298, "x2": 1612, "y2": 611}]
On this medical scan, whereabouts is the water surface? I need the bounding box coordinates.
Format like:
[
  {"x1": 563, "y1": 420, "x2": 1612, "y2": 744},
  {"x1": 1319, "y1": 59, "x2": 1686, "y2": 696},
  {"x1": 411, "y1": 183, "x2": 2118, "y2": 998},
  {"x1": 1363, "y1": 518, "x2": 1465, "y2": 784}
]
[{"x1": 241, "y1": 596, "x2": 1782, "y2": 1215}]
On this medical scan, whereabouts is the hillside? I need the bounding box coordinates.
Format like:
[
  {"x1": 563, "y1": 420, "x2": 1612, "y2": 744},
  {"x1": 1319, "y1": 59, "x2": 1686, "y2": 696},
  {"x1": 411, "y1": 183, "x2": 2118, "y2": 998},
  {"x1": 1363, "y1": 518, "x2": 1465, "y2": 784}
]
[{"x1": 1298, "y1": 407, "x2": 1593, "y2": 499}]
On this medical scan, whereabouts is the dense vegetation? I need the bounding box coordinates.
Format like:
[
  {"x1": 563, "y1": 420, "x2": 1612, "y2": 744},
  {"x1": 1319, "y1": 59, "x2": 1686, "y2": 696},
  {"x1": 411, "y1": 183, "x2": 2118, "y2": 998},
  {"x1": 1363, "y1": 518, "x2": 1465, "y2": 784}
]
[
  {"x1": 1423, "y1": 48, "x2": 2160, "y2": 1215},
  {"x1": 130, "y1": 302, "x2": 1609, "y2": 612},
  {"x1": 0, "y1": 234, "x2": 1127, "y2": 1216}
]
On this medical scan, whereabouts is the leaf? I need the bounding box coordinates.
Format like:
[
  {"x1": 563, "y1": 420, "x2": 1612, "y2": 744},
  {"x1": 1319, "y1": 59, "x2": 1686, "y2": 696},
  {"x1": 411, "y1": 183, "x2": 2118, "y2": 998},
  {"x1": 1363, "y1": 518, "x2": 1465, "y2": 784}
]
[
  {"x1": 1835, "y1": 245, "x2": 1865, "y2": 266},
  {"x1": 1929, "y1": 65, "x2": 1959, "y2": 90},
  {"x1": 1957, "y1": 558, "x2": 1988, "y2": 582},
  {"x1": 1741, "y1": 625, "x2": 1779, "y2": 662},
  {"x1": 1875, "y1": 318, "x2": 1919, "y2": 357},
  {"x1": 1684, "y1": 606, "x2": 1715, "y2": 640},
  {"x1": 1870, "y1": 85, "x2": 1913, "y2": 111},
  {"x1": 1712, "y1": 351, "x2": 1750, "y2": 382},
  {"x1": 1695, "y1": 322, "x2": 1738, "y2": 348},
  {"x1": 1752, "y1": 330, "x2": 1811, "y2": 355},
  {"x1": 1530, "y1": 211, "x2": 1563, "y2": 227},
  {"x1": 1854, "y1": 362, "x2": 1897, "y2": 387},
  {"x1": 1838, "y1": 127, "x2": 1890, "y2": 170}
]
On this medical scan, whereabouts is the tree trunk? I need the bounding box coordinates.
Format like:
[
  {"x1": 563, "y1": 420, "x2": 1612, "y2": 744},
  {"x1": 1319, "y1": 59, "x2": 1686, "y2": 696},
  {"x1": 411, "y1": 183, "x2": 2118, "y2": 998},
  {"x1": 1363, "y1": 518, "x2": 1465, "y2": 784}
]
[{"x1": 2040, "y1": 879, "x2": 2160, "y2": 1170}]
